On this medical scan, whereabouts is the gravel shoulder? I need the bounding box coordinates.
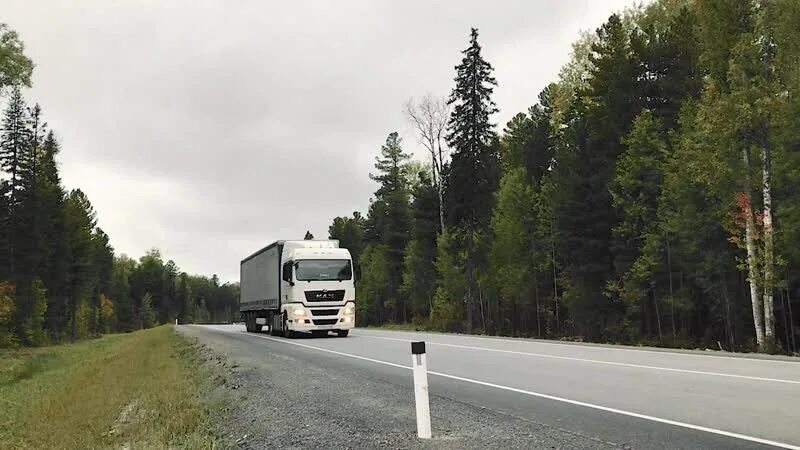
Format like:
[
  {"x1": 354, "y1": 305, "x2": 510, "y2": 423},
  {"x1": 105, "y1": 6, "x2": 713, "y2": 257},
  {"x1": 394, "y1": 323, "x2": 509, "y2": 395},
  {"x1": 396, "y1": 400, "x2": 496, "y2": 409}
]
[{"x1": 179, "y1": 325, "x2": 620, "y2": 450}]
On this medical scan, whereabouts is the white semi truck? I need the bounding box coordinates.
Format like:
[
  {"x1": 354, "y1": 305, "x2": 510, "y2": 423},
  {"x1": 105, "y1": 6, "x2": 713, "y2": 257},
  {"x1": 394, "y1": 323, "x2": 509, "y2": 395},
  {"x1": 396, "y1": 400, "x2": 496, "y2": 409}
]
[{"x1": 240, "y1": 240, "x2": 355, "y2": 337}]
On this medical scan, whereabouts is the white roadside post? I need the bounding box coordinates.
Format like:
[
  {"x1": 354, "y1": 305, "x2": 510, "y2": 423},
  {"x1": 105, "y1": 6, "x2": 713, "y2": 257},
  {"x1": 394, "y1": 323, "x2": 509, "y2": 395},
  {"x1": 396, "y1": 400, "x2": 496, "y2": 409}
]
[{"x1": 411, "y1": 341, "x2": 432, "y2": 439}]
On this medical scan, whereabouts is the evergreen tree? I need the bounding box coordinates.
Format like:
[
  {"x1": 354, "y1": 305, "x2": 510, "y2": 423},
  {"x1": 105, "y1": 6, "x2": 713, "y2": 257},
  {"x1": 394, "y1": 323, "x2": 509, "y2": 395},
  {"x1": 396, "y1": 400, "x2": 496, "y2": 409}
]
[
  {"x1": 177, "y1": 272, "x2": 193, "y2": 324},
  {"x1": 553, "y1": 14, "x2": 645, "y2": 340},
  {"x1": 610, "y1": 111, "x2": 668, "y2": 340},
  {"x1": 139, "y1": 292, "x2": 156, "y2": 328},
  {"x1": 62, "y1": 189, "x2": 97, "y2": 339},
  {"x1": 130, "y1": 248, "x2": 164, "y2": 327},
  {"x1": 36, "y1": 132, "x2": 68, "y2": 338},
  {"x1": 90, "y1": 228, "x2": 113, "y2": 334},
  {"x1": 365, "y1": 132, "x2": 411, "y2": 322},
  {"x1": 501, "y1": 87, "x2": 556, "y2": 185},
  {"x1": 430, "y1": 231, "x2": 465, "y2": 331},
  {"x1": 110, "y1": 255, "x2": 136, "y2": 331},
  {"x1": 161, "y1": 259, "x2": 178, "y2": 323},
  {"x1": 304, "y1": 230, "x2": 314, "y2": 240},
  {"x1": 401, "y1": 171, "x2": 439, "y2": 320},
  {"x1": 0, "y1": 86, "x2": 31, "y2": 276},
  {"x1": 445, "y1": 28, "x2": 500, "y2": 331},
  {"x1": 328, "y1": 212, "x2": 365, "y2": 277}
]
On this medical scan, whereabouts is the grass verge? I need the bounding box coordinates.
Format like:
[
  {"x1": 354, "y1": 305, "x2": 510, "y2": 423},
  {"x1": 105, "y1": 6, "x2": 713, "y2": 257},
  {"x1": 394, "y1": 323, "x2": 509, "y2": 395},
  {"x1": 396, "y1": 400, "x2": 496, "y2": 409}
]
[{"x1": 0, "y1": 325, "x2": 219, "y2": 449}]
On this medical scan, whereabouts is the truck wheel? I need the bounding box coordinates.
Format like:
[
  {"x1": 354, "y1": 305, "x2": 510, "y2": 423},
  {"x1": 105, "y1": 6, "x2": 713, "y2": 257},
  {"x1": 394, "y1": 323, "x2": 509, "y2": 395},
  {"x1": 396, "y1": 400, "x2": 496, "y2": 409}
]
[
  {"x1": 283, "y1": 315, "x2": 295, "y2": 338},
  {"x1": 245, "y1": 314, "x2": 253, "y2": 332},
  {"x1": 336, "y1": 330, "x2": 349, "y2": 337}
]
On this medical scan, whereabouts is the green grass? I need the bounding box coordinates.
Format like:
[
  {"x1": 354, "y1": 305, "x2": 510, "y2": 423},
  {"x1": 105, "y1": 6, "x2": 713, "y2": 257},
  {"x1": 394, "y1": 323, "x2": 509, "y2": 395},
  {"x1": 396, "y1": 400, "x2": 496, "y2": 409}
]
[
  {"x1": 367, "y1": 322, "x2": 430, "y2": 332},
  {"x1": 0, "y1": 326, "x2": 219, "y2": 449}
]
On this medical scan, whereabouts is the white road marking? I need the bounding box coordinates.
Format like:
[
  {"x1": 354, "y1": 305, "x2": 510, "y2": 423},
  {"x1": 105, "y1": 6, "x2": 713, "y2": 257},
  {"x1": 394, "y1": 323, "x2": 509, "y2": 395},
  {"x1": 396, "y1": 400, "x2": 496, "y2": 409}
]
[
  {"x1": 359, "y1": 328, "x2": 800, "y2": 365},
  {"x1": 357, "y1": 334, "x2": 800, "y2": 385},
  {"x1": 224, "y1": 328, "x2": 800, "y2": 450}
]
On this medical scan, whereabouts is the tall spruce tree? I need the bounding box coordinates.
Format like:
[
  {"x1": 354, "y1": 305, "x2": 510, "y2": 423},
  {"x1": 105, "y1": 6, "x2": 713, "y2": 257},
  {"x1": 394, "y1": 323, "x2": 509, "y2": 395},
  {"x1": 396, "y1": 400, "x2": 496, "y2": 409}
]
[
  {"x1": 401, "y1": 170, "x2": 439, "y2": 320},
  {"x1": 445, "y1": 28, "x2": 500, "y2": 331},
  {"x1": 0, "y1": 86, "x2": 31, "y2": 277},
  {"x1": 37, "y1": 132, "x2": 68, "y2": 338},
  {"x1": 365, "y1": 132, "x2": 411, "y2": 322}
]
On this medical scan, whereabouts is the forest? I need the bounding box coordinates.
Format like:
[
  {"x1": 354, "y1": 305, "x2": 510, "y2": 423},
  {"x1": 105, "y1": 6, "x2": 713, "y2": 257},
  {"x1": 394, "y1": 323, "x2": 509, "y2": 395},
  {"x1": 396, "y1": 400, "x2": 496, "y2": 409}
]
[
  {"x1": 328, "y1": 0, "x2": 800, "y2": 354},
  {"x1": 0, "y1": 25, "x2": 238, "y2": 347}
]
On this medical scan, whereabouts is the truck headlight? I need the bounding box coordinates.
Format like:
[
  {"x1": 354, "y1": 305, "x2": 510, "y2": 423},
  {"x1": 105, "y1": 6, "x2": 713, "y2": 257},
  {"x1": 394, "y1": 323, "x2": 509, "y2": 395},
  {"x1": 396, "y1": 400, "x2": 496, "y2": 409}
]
[
  {"x1": 291, "y1": 306, "x2": 306, "y2": 317},
  {"x1": 343, "y1": 305, "x2": 355, "y2": 315}
]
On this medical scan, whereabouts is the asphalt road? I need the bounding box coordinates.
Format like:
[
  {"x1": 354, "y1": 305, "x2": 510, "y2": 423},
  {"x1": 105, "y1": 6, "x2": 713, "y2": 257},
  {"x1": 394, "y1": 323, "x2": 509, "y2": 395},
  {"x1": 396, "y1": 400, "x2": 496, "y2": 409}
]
[{"x1": 182, "y1": 325, "x2": 800, "y2": 449}]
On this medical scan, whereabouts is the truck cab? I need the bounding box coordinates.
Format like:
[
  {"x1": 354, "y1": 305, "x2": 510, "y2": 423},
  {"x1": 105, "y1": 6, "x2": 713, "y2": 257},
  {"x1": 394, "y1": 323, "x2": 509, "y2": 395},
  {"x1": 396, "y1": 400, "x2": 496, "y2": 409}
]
[{"x1": 278, "y1": 243, "x2": 356, "y2": 337}]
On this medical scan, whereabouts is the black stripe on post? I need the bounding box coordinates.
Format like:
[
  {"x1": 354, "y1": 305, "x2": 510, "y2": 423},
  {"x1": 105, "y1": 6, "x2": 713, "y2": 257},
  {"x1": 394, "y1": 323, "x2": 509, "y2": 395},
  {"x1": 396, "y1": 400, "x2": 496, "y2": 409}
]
[{"x1": 411, "y1": 341, "x2": 426, "y2": 355}]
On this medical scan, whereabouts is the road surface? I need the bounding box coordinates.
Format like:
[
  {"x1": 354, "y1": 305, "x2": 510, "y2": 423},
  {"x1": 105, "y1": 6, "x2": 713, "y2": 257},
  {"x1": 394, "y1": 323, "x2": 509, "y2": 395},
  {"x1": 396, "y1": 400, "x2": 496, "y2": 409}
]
[{"x1": 180, "y1": 325, "x2": 800, "y2": 449}]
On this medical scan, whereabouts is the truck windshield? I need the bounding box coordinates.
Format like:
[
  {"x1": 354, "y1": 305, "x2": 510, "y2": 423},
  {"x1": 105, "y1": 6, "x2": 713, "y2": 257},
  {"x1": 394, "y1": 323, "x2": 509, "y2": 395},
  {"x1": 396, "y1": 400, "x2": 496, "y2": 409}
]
[{"x1": 295, "y1": 259, "x2": 352, "y2": 281}]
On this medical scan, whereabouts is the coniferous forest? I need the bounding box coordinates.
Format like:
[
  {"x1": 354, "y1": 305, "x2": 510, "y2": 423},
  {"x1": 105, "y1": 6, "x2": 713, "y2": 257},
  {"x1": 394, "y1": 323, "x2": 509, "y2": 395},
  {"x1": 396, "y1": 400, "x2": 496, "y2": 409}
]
[
  {"x1": 329, "y1": 0, "x2": 800, "y2": 354},
  {"x1": 3, "y1": 1, "x2": 800, "y2": 355},
  {"x1": 0, "y1": 24, "x2": 238, "y2": 347}
]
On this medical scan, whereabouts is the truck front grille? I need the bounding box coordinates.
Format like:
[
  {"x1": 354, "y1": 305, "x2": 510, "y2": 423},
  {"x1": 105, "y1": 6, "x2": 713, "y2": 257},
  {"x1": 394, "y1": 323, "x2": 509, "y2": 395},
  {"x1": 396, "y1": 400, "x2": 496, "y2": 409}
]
[
  {"x1": 312, "y1": 318, "x2": 339, "y2": 326},
  {"x1": 310, "y1": 309, "x2": 339, "y2": 316},
  {"x1": 305, "y1": 290, "x2": 345, "y2": 302}
]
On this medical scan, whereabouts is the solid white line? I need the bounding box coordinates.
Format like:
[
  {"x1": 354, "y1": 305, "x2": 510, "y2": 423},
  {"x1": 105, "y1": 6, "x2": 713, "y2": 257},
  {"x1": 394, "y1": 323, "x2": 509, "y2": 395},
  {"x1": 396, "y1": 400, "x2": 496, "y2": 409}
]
[
  {"x1": 229, "y1": 329, "x2": 800, "y2": 450},
  {"x1": 357, "y1": 334, "x2": 800, "y2": 385},
  {"x1": 358, "y1": 329, "x2": 800, "y2": 365}
]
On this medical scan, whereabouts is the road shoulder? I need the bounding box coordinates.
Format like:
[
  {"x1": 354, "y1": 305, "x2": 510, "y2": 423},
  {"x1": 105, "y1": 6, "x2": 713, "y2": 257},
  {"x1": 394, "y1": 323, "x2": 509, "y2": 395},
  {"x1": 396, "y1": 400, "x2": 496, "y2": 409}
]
[{"x1": 179, "y1": 325, "x2": 620, "y2": 449}]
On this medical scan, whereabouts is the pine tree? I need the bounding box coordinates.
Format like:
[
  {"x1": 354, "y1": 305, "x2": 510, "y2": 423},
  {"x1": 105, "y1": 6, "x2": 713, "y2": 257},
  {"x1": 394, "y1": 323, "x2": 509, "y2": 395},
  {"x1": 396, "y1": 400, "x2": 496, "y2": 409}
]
[
  {"x1": 161, "y1": 259, "x2": 178, "y2": 323},
  {"x1": 63, "y1": 189, "x2": 97, "y2": 338},
  {"x1": 14, "y1": 104, "x2": 47, "y2": 280},
  {"x1": 365, "y1": 132, "x2": 411, "y2": 322},
  {"x1": 87, "y1": 228, "x2": 113, "y2": 334},
  {"x1": 445, "y1": 28, "x2": 500, "y2": 331},
  {"x1": 610, "y1": 111, "x2": 668, "y2": 340},
  {"x1": 177, "y1": 272, "x2": 193, "y2": 324},
  {"x1": 0, "y1": 86, "x2": 31, "y2": 277},
  {"x1": 139, "y1": 292, "x2": 156, "y2": 328},
  {"x1": 502, "y1": 87, "x2": 556, "y2": 185},
  {"x1": 304, "y1": 231, "x2": 314, "y2": 240},
  {"x1": 37, "y1": 133, "x2": 68, "y2": 338},
  {"x1": 110, "y1": 255, "x2": 136, "y2": 331},
  {"x1": 401, "y1": 170, "x2": 439, "y2": 320},
  {"x1": 553, "y1": 14, "x2": 646, "y2": 340}
]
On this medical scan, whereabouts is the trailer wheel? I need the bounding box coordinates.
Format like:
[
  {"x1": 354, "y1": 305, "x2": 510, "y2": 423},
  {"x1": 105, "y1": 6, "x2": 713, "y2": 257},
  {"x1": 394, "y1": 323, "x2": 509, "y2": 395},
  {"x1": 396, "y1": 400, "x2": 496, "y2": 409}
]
[
  {"x1": 245, "y1": 313, "x2": 253, "y2": 332},
  {"x1": 336, "y1": 330, "x2": 349, "y2": 337},
  {"x1": 269, "y1": 314, "x2": 279, "y2": 336}
]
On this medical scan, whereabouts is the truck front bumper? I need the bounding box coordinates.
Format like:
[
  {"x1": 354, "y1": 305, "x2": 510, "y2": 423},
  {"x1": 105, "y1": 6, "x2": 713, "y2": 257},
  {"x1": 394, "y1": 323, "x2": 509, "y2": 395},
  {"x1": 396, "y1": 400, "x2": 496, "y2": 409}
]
[{"x1": 287, "y1": 316, "x2": 355, "y2": 332}]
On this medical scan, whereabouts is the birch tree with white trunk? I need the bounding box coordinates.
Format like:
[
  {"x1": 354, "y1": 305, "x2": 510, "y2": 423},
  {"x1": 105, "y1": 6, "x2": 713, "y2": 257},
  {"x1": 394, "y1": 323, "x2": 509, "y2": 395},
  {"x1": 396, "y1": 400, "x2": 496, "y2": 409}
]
[{"x1": 405, "y1": 94, "x2": 450, "y2": 233}]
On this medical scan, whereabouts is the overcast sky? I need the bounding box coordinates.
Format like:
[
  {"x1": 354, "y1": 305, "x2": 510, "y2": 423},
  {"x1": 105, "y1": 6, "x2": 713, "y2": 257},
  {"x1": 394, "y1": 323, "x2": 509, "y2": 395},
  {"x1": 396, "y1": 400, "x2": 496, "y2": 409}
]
[{"x1": 4, "y1": 0, "x2": 636, "y2": 282}]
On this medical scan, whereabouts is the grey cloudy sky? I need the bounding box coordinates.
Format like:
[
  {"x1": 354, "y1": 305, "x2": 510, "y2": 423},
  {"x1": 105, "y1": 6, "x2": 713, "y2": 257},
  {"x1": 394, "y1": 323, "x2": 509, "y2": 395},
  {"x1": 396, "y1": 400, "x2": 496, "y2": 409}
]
[{"x1": 4, "y1": 0, "x2": 634, "y2": 282}]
